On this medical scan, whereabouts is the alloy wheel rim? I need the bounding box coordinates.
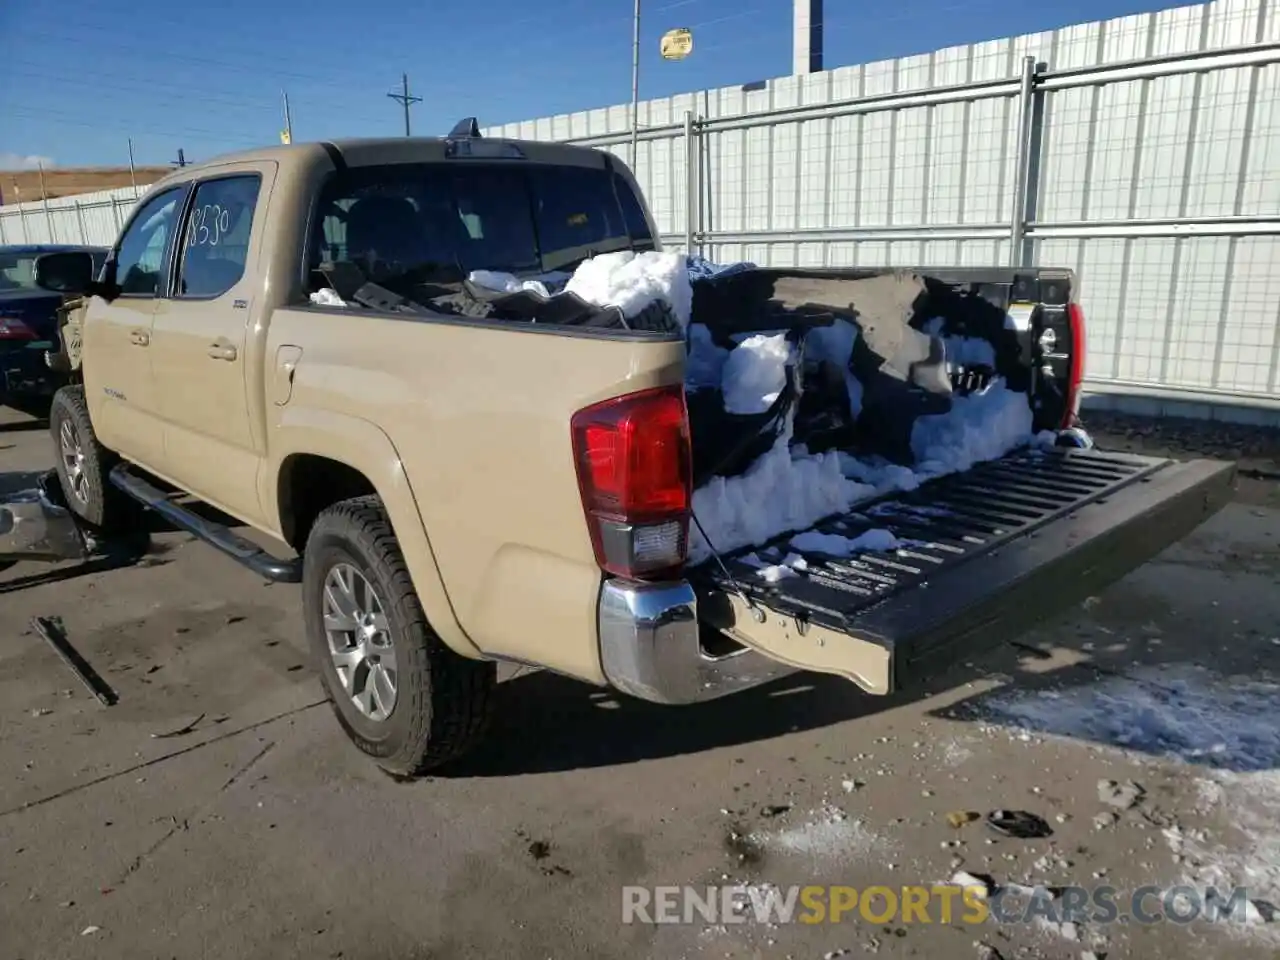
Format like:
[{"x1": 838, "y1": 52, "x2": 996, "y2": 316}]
[{"x1": 322, "y1": 562, "x2": 397, "y2": 722}]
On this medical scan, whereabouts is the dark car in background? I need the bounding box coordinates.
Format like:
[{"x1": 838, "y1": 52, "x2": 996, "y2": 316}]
[{"x1": 0, "y1": 244, "x2": 108, "y2": 413}]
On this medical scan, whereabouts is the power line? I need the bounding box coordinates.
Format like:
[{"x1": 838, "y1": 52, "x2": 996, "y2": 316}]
[
  {"x1": 0, "y1": 107, "x2": 256, "y2": 152},
  {"x1": 3, "y1": 65, "x2": 278, "y2": 112},
  {"x1": 387, "y1": 74, "x2": 423, "y2": 137}
]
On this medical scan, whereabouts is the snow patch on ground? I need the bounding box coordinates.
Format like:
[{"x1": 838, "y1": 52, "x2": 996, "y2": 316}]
[
  {"x1": 985, "y1": 667, "x2": 1280, "y2": 774},
  {"x1": 563, "y1": 250, "x2": 693, "y2": 328},
  {"x1": 983, "y1": 667, "x2": 1280, "y2": 945},
  {"x1": 722, "y1": 334, "x2": 792, "y2": 415},
  {"x1": 941, "y1": 739, "x2": 974, "y2": 767},
  {"x1": 750, "y1": 805, "x2": 889, "y2": 862}
]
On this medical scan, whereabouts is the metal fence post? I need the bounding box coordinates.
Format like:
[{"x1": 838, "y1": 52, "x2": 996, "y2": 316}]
[
  {"x1": 42, "y1": 195, "x2": 56, "y2": 243},
  {"x1": 74, "y1": 200, "x2": 88, "y2": 244},
  {"x1": 683, "y1": 110, "x2": 698, "y2": 255},
  {"x1": 17, "y1": 203, "x2": 30, "y2": 243},
  {"x1": 1008, "y1": 54, "x2": 1037, "y2": 267}
]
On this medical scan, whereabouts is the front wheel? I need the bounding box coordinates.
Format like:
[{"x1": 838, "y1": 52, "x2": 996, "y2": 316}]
[
  {"x1": 48, "y1": 385, "x2": 137, "y2": 531},
  {"x1": 302, "y1": 495, "x2": 496, "y2": 775}
]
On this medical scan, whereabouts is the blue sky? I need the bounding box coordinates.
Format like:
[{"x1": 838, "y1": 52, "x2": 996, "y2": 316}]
[{"x1": 1, "y1": 0, "x2": 1176, "y2": 169}]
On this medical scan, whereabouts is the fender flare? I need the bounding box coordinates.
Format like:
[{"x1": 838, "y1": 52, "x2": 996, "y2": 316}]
[{"x1": 266, "y1": 406, "x2": 483, "y2": 660}]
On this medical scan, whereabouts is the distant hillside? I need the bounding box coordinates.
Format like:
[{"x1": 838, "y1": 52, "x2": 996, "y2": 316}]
[{"x1": 0, "y1": 166, "x2": 172, "y2": 205}]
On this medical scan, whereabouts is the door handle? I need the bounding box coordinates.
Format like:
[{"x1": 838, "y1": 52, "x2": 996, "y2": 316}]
[
  {"x1": 130, "y1": 329, "x2": 150, "y2": 346},
  {"x1": 208, "y1": 342, "x2": 238, "y2": 361}
]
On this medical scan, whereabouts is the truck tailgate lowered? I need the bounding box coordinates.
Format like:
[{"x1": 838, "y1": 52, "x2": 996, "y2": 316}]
[{"x1": 693, "y1": 448, "x2": 1236, "y2": 694}]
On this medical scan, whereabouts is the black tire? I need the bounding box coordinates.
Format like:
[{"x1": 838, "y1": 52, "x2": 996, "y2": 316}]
[
  {"x1": 48, "y1": 385, "x2": 137, "y2": 531},
  {"x1": 303, "y1": 495, "x2": 496, "y2": 775}
]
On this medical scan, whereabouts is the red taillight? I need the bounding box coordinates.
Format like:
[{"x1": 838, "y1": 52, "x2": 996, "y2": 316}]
[
  {"x1": 0, "y1": 316, "x2": 36, "y2": 340},
  {"x1": 1064, "y1": 302, "x2": 1087, "y2": 428},
  {"x1": 571, "y1": 384, "x2": 692, "y2": 579}
]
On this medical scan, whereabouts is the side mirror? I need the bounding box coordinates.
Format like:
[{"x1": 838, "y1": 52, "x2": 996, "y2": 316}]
[{"x1": 34, "y1": 251, "x2": 96, "y2": 295}]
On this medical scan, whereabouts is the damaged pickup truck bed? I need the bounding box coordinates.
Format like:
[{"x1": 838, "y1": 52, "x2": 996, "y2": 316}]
[{"x1": 29, "y1": 130, "x2": 1234, "y2": 775}]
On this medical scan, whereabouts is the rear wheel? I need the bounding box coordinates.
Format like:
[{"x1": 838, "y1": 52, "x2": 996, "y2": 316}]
[
  {"x1": 48, "y1": 385, "x2": 137, "y2": 531},
  {"x1": 303, "y1": 495, "x2": 496, "y2": 775}
]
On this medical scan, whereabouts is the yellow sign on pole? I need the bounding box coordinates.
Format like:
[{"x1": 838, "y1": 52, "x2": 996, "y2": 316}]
[
  {"x1": 280, "y1": 130, "x2": 292, "y2": 145},
  {"x1": 660, "y1": 27, "x2": 693, "y2": 61}
]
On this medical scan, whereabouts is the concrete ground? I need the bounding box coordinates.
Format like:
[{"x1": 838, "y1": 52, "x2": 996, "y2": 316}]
[{"x1": 0, "y1": 406, "x2": 1276, "y2": 960}]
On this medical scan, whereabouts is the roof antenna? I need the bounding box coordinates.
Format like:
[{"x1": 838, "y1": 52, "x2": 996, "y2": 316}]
[{"x1": 448, "y1": 117, "x2": 481, "y2": 138}]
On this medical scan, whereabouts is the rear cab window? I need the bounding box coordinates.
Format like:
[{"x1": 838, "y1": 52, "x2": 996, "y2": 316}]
[{"x1": 310, "y1": 159, "x2": 656, "y2": 290}]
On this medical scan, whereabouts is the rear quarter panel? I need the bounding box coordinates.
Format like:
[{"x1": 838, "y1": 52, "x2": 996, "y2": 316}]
[{"x1": 263, "y1": 306, "x2": 686, "y2": 683}]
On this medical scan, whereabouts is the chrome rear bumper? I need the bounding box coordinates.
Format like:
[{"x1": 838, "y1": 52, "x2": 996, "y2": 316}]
[{"x1": 597, "y1": 578, "x2": 795, "y2": 704}]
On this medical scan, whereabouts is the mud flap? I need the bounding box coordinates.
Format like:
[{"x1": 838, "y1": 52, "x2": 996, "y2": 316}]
[{"x1": 694, "y1": 455, "x2": 1236, "y2": 694}]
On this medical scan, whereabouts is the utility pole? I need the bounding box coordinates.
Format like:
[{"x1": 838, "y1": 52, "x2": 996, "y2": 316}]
[
  {"x1": 127, "y1": 138, "x2": 138, "y2": 197},
  {"x1": 630, "y1": 0, "x2": 641, "y2": 169},
  {"x1": 282, "y1": 90, "x2": 294, "y2": 144},
  {"x1": 387, "y1": 73, "x2": 422, "y2": 137},
  {"x1": 171, "y1": 148, "x2": 188, "y2": 168}
]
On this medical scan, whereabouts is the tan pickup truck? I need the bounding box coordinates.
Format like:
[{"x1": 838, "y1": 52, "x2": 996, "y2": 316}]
[{"x1": 33, "y1": 131, "x2": 1234, "y2": 776}]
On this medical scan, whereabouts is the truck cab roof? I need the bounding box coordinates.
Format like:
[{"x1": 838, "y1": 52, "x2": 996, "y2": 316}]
[{"x1": 145, "y1": 135, "x2": 620, "y2": 197}]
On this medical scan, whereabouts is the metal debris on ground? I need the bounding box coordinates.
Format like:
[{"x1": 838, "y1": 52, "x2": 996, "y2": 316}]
[
  {"x1": 985, "y1": 809, "x2": 1053, "y2": 839},
  {"x1": 150, "y1": 713, "x2": 207, "y2": 739},
  {"x1": 31, "y1": 615, "x2": 118, "y2": 706},
  {"x1": 0, "y1": 471, "x2": 90, "y2": 565},
  {"x1": 1096, "y1": 779, "x2": 1144, "y2": 809}
]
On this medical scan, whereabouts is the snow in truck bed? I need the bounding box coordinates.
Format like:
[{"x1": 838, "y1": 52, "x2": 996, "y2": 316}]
[{"x1": 474, "y1": 252, "x2": 1055, "y2": 570}]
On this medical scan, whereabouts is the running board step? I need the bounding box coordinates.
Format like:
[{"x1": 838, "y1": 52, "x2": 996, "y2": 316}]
[{"x1": 109, "y1": 465, "x2": 302, "y2": 583}]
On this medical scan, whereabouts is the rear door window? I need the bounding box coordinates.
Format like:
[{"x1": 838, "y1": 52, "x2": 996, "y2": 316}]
[{"x1": 175, "y1": 175, "x2": 262, "y2": 299}]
